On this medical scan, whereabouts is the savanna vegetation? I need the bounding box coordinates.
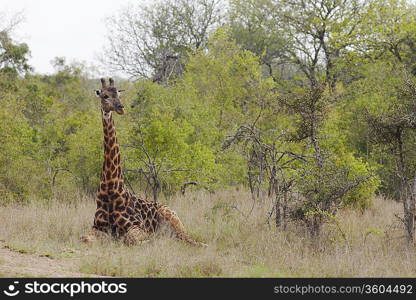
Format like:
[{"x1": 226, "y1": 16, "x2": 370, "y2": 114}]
[{"x1": 1, "y1": 0, "x2": 416, "y2": 277}]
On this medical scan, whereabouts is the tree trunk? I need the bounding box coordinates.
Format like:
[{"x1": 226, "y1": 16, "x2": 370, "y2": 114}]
[
  {"x1": 403, "y1": 175, "x2": 416, "y2": 244},
  {"x1": 275, "y1": 195, "x2": 282, "y2": 228},
  {"x1": 311, "y1": 214, "x2": 322, "y2": 239},
  {"x1": 397, "y1": 131, "x2": 414, "y2": 243},
  {"x1": 282, "y1": 190, "x2": 288, "y2": 230}
]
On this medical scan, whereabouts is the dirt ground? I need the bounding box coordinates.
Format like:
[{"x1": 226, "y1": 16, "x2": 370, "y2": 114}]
[{"x1": 0, "y1": 242, "x2": 105, "y2": 277}]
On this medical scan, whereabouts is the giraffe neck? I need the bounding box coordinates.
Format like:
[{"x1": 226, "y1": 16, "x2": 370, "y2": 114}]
[{"x1": 100, "y1": 110, "x2": 124, "y2": 193}]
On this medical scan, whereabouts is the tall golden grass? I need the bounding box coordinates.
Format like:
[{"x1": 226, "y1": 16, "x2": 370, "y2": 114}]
[{"x1": 0, "y1": 189, "x2": 415, "y2": 277}]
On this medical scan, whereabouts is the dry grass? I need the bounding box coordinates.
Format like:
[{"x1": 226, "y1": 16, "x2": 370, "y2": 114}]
[{"x1": 0, "y1": 189, "x2": 415, "y2": 277}]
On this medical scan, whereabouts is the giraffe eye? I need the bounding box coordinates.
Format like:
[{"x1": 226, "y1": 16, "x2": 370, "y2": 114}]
[{"x1": 103, "y1": 95, "x2": 109, "y2": 99}]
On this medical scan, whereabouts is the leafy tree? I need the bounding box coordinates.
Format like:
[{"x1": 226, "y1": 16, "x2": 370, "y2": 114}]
[
  {"x1": 103, "y1": 0, "x2": 224, "y2": 82},
  {"x1": 124, "y1": 80, "x2": 218, "y2": 201},
  {"x1": 362, "y1": 0, "x2": 416, "y2": 74},
  {"x1": 182, "y1": 28, "x2": 277, "y2": 189},
  {"x1": 230, "y1": 0, "x2": 372, "y2": 91},
  {"x1": 0, "y1": 31, "x2": 30, "y2": 76},
  {"x1": 356, "y1": 64, "x2": 416, "y2": 242},
  {"x1": 229, "y1": 0, "x2": 289, "y2": 81},
  {"x1": 0, "y1": 90, "x2": 48, "y2": 202},
  {"x1": 278, "y1": 84, "x2": 377, "y2": 237},
  {"x1": 0, "y1": 12, "x2": 30, "y2": 76}
]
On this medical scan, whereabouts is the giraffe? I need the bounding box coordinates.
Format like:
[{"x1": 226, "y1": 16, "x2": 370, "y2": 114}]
[{"x1": 80, "y1": 78, "x2": 206, "y2": 247}]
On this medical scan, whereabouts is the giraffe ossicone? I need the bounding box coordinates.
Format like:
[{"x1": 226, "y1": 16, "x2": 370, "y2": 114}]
[{"x1": 80, "y1": 78, "x2": 207, "y2": 247}]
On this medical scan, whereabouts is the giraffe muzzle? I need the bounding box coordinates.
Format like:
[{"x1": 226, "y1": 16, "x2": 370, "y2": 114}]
[{"x1": 115, "y1": 104, "x2": 125, "y2": 115}]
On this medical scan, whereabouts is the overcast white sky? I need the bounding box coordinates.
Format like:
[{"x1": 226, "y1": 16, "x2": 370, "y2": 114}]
[{"x1": 1, "y1": 0, "x2": 141, "y2": 75}]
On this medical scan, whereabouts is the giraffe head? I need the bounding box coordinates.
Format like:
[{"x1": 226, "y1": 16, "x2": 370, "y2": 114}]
[{"x1": 95, "y1": 78, "x2": 125, "y2": 115}]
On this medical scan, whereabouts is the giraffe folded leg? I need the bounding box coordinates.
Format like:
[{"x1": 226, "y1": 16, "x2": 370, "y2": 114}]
[
  {"x1": 158, "y1": 207, "x2": 208, "y2": 247},
  {"x1": 80, "y1": 228, "x2": 109, "y2": 243},
  {"x1": 124, "y1": 226, "x2": 151, "y2": 246}
]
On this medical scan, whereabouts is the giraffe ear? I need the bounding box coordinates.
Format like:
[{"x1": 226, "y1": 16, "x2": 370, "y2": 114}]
[{"x1": 95, "y1": 90, "x2": 101, "y2": 97}]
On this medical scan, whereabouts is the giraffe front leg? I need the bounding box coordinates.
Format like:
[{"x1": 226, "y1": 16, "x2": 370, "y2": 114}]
[
  {"x1": 124, "y1": 226, "x2": 151, "y2": 246},
  {"x1": 80, "y1": 228, "x2": 110, "y2": 243},
  {"x1": 81, "y1": 209, "x2": 110, "y2": 243}
]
